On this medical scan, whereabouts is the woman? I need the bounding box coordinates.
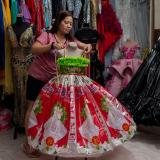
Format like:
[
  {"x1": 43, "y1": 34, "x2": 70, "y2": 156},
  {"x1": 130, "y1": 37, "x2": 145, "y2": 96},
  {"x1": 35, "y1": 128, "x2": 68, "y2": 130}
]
[
  {"x1": 26, "y1": 11, "x2": 136, "y2": 159},
  {"x1": 23, "y1": 11, "x2": 92, "y2": 157}
]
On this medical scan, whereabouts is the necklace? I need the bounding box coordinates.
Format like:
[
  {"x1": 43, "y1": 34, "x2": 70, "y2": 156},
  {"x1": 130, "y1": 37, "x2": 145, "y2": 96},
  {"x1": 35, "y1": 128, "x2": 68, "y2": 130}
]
[{"x1": 54, "y1": 34, "x2": 67, "y2": 45}]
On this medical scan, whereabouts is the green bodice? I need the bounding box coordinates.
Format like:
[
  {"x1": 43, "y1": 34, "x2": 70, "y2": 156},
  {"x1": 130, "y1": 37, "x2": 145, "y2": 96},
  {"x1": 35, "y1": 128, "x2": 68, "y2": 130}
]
[{"x1": 57, "y1": 57, "x2": 90, "y2": 74}]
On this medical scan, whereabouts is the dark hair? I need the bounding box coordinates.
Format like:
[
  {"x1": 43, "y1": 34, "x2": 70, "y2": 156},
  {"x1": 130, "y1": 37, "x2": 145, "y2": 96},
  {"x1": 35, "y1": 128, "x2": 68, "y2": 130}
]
[{"x1": 50, "y1": 11, "x2": 73, "y2": 40}]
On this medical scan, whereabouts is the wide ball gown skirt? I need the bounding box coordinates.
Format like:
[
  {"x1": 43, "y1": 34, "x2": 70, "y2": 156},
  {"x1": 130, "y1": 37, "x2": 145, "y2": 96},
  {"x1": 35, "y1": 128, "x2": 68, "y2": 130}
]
[{"x1": 27, "y1": 74, "x2": 136, "y2": 157}]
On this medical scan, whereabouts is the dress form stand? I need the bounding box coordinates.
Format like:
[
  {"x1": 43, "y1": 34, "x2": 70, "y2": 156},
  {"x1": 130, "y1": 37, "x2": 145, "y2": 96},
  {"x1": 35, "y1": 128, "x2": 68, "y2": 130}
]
[{"x1": 12, "y1": 15, "x2": 31, "y2": 139}]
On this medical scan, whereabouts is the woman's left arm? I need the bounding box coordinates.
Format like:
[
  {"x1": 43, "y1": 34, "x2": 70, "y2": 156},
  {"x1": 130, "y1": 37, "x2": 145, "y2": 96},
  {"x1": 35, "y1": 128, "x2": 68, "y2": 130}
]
[{"x1": 76, "y1": 40, "x2": 92, "y2": 54}]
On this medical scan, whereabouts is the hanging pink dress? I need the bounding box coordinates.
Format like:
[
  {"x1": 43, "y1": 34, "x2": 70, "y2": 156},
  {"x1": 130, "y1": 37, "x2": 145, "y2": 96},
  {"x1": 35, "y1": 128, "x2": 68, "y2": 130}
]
[{"x1": 105, "y1": 44, "x2": 142, "y2": 97}]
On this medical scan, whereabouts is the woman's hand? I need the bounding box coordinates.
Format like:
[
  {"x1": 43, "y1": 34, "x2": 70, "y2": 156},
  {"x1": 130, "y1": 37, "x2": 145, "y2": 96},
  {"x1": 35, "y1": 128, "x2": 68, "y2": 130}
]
[
  {"x1": 76, "y1": 40, "x2": 92, "y2": 54},
  {"x1": 84, "y1": 44, "x2": 92, "y2": 54},
  {"x1": 52, "y1": 42, "x2": 65, "y2": 50}
]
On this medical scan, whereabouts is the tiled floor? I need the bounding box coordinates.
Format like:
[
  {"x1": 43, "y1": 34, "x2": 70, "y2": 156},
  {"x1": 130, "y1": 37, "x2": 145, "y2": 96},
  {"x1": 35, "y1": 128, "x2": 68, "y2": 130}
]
[{"x1": 0, "y1": 127, "x2": 160, "y2": 160}]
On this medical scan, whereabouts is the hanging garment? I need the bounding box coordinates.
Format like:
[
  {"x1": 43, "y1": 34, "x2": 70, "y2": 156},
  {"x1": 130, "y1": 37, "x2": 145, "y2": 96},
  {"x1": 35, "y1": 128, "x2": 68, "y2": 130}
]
[
  {"x1": 118, "y1": 40, "x2": 160, "y2": 126},
  {"x1": 0, "y1": 0, "x2": 5, "y2": 69},
  {"x1": 10, "y1": 0, "x2": 18, "y2": 24},
  {"x1": 25, "y1": 0, "x2": 36, "y2": 23},
  {"x1": 149, "y1": 0, "x2": 154, "y2": 48},
  {"x1": 106, "y1": 44, "x2": 142, "y2": 97},
  {"x1": 114, "y1": 0, "x2": 149, "y2": 49},
  {"x1": 61, "y1": 0, "x2": 73, "y2": 11},
  {"x1": 83, "y1": 0, "x2": 90, "y2": 24},
  {"x1": 19, "y1": 0, "x2": 32, "y2": 23},
  {"x1": 3, "y1": 0, "x2": 11, "y2": 25},
  {"x1": 2, "y1": 0, "x2": 14, "y2": 94},
  {"x1": 35, "y1": 0, "x2": 45, "y2": 35},
  {"x1": 26, "y1": 0, "x2": 45, "y2": 35},
  {"x1": 97, "y1": 0, "x2": 122, "y2": 62},
  {"x1": 52, "y1": 0, "x2": 62, "y2": 19},
  {"x1": 43, "y1": 0, "x2": 52, "y2": 28},
  {"x1": 90, "y1": 0, "x2": 101, "y2": 29},
  {"x1": 154, "y1": 0, "x2": 160, "y2": 29},
  {"x1": 73, "y1": 0, "x2": 82, "y2": 34},
  {"x1": 27, "y1": 56, "x2": 136, "y2": 157},
  {"x1": 7, "y1": 25, "x2": 34, "y2": 127},
  {"x1": 73, "y1": 0, "x2": 82, "y2": 19}
]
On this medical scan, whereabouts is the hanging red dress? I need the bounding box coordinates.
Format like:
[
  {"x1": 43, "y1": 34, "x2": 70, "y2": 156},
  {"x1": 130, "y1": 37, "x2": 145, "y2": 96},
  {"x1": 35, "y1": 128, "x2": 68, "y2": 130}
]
[
  {"x1": 26, "y1": 0, "x2": 36, "y2": 24},
  {"x1": 36, "y1": 0, "x2": 45, "y2": 35},
  {"x1": 97, "y1": 0, "x2": 122, "y2": 62},
  {"x1": 26, "y1": 0, "x2": 45, "y2": 35}
]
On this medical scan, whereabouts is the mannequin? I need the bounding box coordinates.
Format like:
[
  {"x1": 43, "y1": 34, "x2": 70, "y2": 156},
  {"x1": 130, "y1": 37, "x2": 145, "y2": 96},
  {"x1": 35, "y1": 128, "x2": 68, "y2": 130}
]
[
  {"x1": 12, "y1": 14, "x2": 30, "y2": 43},
  {"x1": 8, "y1": 13, "x2": 35, "y2": 139},
  {"x1": 123, "y1": 38, "x2": 139, "y2": 48},
  {"x1": 58, "y1": 42, "x2": 84, "y2": 57}
]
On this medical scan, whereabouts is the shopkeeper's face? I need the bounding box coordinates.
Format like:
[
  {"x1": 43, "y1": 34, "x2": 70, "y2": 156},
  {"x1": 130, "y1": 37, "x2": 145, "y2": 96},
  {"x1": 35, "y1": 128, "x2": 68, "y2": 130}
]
[{"x1": 59, "y1": 16, "x2": 73, "y2": 35}]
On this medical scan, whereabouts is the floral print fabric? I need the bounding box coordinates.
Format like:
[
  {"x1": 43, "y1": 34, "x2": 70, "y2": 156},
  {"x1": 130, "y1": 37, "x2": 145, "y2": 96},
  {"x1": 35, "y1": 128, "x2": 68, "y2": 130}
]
[
  {"x1": 27, "y1": 74, "x2": 136, "y2": 157},
  {"x1": 8, "y1": 25, "x2": 34, "y2": 127}
]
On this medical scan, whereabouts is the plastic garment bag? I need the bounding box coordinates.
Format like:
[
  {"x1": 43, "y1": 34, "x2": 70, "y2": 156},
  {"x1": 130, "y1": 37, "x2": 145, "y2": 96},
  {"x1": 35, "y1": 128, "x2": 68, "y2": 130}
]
[{"x1": 118, "y1": 39, "x2": 160, "y2": 126}]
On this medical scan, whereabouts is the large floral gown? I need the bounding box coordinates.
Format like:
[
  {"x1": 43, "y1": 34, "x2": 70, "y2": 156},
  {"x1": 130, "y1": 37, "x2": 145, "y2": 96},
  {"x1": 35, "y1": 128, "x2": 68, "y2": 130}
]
[{"x1": 27, "y1": 57, "x2": 136, "y2": 158}]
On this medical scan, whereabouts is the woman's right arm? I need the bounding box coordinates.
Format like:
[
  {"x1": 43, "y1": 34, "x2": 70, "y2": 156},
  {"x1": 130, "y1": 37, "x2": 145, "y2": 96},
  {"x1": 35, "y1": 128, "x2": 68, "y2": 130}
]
[{"x1": 31, "y1": 41, "x2": 52, "y2": 55}]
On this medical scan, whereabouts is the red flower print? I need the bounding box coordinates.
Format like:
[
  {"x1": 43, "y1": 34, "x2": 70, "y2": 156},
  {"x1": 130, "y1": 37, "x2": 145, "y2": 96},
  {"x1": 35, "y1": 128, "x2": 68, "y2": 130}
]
[
  {"x1": 46, "y1": 137, "x2": 54, "y2": 146},
  {"x1": 92, "y1": 136, "x2": 100, "y2": 145},
  {"x1": 122, "y1": 123, "x2": 130, "y2": 131}
]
